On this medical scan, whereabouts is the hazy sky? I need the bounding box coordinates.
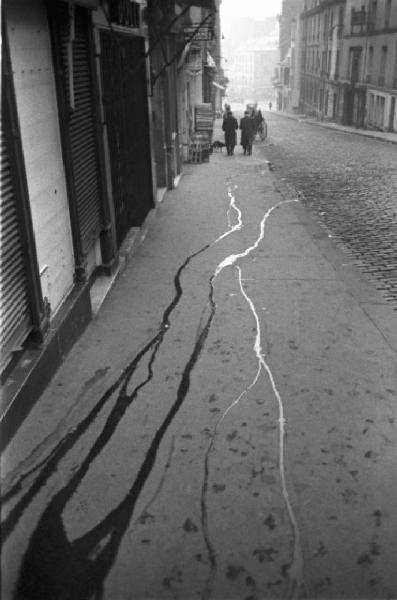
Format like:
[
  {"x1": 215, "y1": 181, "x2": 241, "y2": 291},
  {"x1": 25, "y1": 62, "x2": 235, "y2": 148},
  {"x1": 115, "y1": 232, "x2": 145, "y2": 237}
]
[{"x1": 220, "y1": 0, "x2": 282, "y2": 19}]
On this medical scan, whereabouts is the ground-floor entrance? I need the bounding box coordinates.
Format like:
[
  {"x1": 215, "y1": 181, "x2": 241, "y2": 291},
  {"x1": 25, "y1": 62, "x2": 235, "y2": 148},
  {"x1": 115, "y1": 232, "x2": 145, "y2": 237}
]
[{"x1": 100, "y1": 31, "x2": 154, "y2": 248}]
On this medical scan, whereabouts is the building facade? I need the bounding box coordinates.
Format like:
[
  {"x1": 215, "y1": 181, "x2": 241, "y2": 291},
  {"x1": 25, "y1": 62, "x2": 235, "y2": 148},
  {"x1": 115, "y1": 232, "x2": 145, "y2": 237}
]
[
  {"x1": 342, "y1": 0, "x2": 397, "y2": 130},
  {"x1": 276, "y1": 0, "x2": 305, "y2": 110},
  {"x1": 277, "y1": 0, "x2": 397, "y2": 131},
  {"x1": 299, "y1": 0, "x2": 346, "y2": 120}
]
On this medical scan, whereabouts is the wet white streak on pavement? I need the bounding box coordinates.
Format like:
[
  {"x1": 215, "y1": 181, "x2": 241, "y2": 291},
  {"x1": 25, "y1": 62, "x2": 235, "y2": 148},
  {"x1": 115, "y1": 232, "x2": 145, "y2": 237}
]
[
  {"x1": 214, "y1": 199, "x2": 297, "y2": 277},
  {"x1": 237, "y1": 266, "x2": 304, "y2": 599},
  {"x1": 201, "y1": 193, "x2": 303, "y2": 599},
  {"x1": 213, "y1": 184, "x2": 242, "y2": 244}
]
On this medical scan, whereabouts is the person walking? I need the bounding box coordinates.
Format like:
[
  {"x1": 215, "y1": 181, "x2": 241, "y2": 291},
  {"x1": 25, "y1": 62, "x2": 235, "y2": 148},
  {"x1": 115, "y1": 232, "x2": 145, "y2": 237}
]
[
  {"x1": 254, "y1": 109, "x2": 264, "y2": 139},
  {"x1": 222, "y1": 110, "x2": 238, "y2": 156},
  {"x1": 222, "y1": 103, "x2": 231, "y2": 120},
  {"x1": 268, "y1": 101, "x2": 272, "y2": 110},
  {"x1": 239, "y1": 110, "x2": 255, "y2": 155}
]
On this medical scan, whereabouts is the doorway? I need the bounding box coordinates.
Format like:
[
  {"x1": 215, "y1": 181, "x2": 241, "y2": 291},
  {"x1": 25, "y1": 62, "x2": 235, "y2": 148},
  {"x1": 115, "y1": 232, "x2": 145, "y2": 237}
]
[{"x1": 100, "y1": 32, "x2": 154, "y2": 247}]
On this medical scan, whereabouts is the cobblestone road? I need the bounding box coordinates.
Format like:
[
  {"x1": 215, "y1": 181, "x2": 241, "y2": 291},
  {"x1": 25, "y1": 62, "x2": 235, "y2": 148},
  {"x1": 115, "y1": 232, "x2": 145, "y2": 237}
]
[{"x1": 259, "y1": 113, "x2": 397, "y2": 308}]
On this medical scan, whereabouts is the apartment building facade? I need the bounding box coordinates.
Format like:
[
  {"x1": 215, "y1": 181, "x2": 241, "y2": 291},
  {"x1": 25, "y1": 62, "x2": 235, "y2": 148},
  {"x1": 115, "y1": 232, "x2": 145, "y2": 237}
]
[
  {"x1": 299, "y1": 0, "x2": 349, "y2": 121},
  {"x1": 278, "y1": 0, "x2": 397, "y2": 131},
  {"x1": 343, "y1": 0, "x2": 397, "y2": 130},
  {"x1": 276, "y1": 0, "x2": 305, "y2": 110}
]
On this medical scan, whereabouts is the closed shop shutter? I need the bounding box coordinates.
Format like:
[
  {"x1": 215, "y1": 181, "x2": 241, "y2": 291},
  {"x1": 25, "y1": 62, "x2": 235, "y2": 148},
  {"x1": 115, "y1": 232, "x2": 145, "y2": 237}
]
[
  {"x1": 0, "y1": 115, "x2": 32, "y2": 371},
  {"x1": 54, "y1": 2, "x2": 102, "y2": 254}
]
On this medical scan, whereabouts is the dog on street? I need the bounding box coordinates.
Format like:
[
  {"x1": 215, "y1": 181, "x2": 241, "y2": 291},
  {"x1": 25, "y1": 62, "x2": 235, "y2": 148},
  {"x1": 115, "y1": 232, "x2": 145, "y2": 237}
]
[{"x1": 212, "y1": 140, "x2": 225, "y2": 152}]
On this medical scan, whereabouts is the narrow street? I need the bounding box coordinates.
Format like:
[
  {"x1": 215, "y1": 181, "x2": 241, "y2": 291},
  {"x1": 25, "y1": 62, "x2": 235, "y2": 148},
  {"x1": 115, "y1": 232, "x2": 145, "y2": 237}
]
[
  {"x1": 262, "y1": 112, "x2": 397, "y2": 307},
  {"x1": 2, "y1": 121, "x2": 397, "y2": 600}
]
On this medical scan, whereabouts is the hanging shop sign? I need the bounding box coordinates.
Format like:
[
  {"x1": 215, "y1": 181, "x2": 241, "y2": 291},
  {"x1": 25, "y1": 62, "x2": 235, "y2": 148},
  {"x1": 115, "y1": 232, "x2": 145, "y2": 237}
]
[
  {"x1": 109, "y1": 0, "x2": 141, "y2": 28},
  {"x1": 183, "y1": 27, "x2": 213, "y2": 41},
  {"x1": 70, "y1": 0, "x2": 99, "y2": 7},
  {"x1": 177, "y1": 0, "x2": 214, "y2": 8}
]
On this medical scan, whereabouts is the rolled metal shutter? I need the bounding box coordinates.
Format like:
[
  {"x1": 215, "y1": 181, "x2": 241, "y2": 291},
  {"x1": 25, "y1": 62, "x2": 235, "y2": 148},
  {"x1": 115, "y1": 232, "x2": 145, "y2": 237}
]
[
  {"x1": 56, "y1": 2, "x2": 102, "y2": 253},
  {"x1": 0, "y1": 118, "x2": 32, "y2": 370}
]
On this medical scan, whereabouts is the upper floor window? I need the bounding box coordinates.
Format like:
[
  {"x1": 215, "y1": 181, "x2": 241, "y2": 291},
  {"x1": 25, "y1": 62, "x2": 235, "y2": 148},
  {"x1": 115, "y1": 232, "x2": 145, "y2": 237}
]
[
  {"x1": 323, "y1": 13, "x2": 328, "y2": 39},
  {"x1": 385, "y1": 0, "x2": 392, "y2": 28},
  {"x1": 379, "y1": 45, "x2": 388, "y2": 86},
  {"x1": 367, "y1": 46, "x2": 374, "y2": 83},
  {"x1": 351, "y1": 7, "x2": 366, "y2": 34},
  {"x1": 338, "y1": 7, "x2": 344, "y2": 38},
  {"x1": 393, "y1": 43, "x2": 397, "y2": 89},
  {"x1": 335, "y1": 49, "x2": 340, "y2": 80},
  {"x1": 350, "y1": 46, "x2": 362, "y2": 83},
  {"x1": 368, "y1": 0, "x2": 377, "y2": 31}
]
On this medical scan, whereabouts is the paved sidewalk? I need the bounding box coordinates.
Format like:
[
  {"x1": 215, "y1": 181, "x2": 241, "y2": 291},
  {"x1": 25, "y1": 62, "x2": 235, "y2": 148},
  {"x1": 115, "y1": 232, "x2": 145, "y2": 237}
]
[
  {"x1": 2, "y1": 139, "x2": 397, "y2": 599},
  {"x1": 269, "y1": 109, "x2": 397, "y2": 145}
]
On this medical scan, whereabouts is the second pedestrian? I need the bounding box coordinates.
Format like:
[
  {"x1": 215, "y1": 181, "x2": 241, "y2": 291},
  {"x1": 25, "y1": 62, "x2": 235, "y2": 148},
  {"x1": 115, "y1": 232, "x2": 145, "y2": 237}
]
[
  {"x1": 222, "y1": 110, "x2": 238, "y2": 156},
  {"x1": 239, "y1": 110, "x2": 255, "y2": 155}
]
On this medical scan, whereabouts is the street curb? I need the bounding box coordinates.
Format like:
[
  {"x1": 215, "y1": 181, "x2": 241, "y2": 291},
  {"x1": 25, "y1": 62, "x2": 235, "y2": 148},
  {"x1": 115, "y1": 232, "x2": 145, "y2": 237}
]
[
  {"x1": 1, "y1": 183, "x2": 175, "y2": 451},
  {"x1": 90, "y1": 212, "x2": 156, "y2": 317},
  {"x1": 271, "y1": 110, "x2": 397, "y2": 145},
  {"x1": 0, "y1": 282, "x2": 92, "y2": 452},
  {"x1": 89, "y1": 179, "x2": 178, "y2": 317}
]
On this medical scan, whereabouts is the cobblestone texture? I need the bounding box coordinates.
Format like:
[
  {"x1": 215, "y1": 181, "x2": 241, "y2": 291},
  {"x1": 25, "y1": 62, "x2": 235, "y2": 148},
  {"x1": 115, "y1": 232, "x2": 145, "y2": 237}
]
[{"x1": 260, "y1": 113, "x2": 397, "y2": 308}]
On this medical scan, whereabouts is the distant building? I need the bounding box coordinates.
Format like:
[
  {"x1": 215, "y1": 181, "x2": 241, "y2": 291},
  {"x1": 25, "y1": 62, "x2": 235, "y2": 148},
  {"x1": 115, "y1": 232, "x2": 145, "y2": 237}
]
[
  {"x1": 222, "y1": 16, "x2": 278, "y2": 103},
  {"x1": 277, "y1": 0, "x2": 397, "y2": 131},
  {"x1": 299, "y1": 0, "x2": 346, "y2": 120},
  {"x1": 276, "y1": 0, "x2": 305, "y2": 110}
]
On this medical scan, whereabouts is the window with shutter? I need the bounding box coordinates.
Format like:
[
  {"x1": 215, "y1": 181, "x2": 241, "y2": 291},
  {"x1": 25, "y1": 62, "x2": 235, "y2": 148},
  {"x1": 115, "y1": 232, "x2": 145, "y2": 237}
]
[
  {"x1": 52, "y1": 2, "x2": 103, "y2": 255},
  {"x1": 0, "y1": 110, "x2": 32, "y2": 372}
]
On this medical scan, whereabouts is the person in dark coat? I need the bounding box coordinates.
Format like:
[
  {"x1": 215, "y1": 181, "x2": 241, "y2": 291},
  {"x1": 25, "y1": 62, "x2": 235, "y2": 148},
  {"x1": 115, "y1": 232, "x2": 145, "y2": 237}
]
[
  {"x1": 222, "y1": 110, "x2": 238, "y2": 155},
  {"x1": 223, "y1": 103, "x2": 231, "y2": 120},
  {"x1": 239, "y1": 110, "x2": 255, "y2": 155},
  {"x1": 254, "y1": 109, "x2": 264, "y2": 131}
]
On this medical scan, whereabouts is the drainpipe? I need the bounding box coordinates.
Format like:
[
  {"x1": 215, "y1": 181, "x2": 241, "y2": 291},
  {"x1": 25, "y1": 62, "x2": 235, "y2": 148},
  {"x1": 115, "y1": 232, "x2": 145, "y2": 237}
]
[{"x1": 163, "y1": 37, "x2": 176, "y2": 189}]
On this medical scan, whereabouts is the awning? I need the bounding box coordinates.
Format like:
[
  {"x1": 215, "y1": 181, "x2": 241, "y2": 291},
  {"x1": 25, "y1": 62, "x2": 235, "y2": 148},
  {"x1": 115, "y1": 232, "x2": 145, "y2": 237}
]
[
  {"x1": 70, "y1": 0, "x2": 99, "y2": 7},
  {"x1": 177, "y1": 0, "x2": 214, "y2": 8},
  {"x1": 178, "y1": 43, "x2": 191, "y2": 69},
  {"x1": 206, "y1": 51, "x2": 216, "y2": 68},
  {"x1": 280, "y1": 48, "x2": 292, "y2": 67},
  {"x1": 212, "y1": 81, "x2": 225, "y2": 90}
]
